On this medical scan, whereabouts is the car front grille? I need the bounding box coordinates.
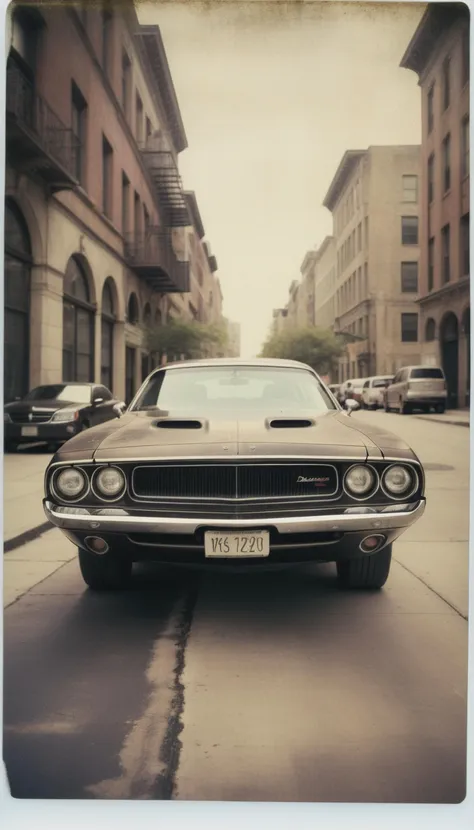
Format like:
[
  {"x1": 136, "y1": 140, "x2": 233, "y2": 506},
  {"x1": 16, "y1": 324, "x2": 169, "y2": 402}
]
[
  {"x1": 131, "y1": 463, "x2": 339, "y2": 501},
  {"x1": 9, "y1": 412, "x2": 52, "y2": 423}
]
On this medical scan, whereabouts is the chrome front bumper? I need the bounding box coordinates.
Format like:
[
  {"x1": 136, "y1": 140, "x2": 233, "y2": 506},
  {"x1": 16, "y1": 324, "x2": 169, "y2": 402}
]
[{"x1": 43, "y1": 499, "x2": 426, "y2": 536}]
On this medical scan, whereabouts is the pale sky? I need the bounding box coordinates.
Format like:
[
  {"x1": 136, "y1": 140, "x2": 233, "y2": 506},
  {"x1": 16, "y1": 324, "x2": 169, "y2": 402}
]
[{"x1": 138, "y1": 0, "x2": 425, "y2": 357}]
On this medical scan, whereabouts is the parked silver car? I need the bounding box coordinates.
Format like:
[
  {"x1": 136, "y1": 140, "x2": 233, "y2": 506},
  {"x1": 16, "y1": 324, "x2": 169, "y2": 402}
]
[
  {"x1": 384, "y1": 366, "x2": 447, "y2": 414},
  {"x1": 361, "y1": 376, "x2": 394, "y2": 410}
]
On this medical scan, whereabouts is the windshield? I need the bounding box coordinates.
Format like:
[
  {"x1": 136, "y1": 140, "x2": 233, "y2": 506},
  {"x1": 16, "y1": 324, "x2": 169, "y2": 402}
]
[
  {"x1": 372, "y1": 377, "x2": 393, "y2": 388},
  {"x1": 410, "y1": 368, "x2": 444, "y2": 379},
  {"x1": 131, "y1": 367, "x2": 337, "y2": 414},
  {"x1": 25, "y1": 385, "x2": 92, "y2": 403}
]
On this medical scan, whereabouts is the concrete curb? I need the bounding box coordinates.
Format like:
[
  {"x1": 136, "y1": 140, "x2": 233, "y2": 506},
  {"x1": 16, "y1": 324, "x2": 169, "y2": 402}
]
[
  {"x1": 3, "y1": 521, "x2": 54, "y2": 554},
  {"x1": 413, "y1": 416, "x2": 470, "y2": 428}
]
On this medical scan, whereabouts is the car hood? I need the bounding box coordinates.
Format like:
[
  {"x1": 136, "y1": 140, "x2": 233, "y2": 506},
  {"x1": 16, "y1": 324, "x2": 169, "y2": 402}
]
[
  {"x1": 50, "y1": 409, "x2": 412, "y2": 463},
  {"x1": 5, "y1": 398, "x2": 82, "y2": 414}
]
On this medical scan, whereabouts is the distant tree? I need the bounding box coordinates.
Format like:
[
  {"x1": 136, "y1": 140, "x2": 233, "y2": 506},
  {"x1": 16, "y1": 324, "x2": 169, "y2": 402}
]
[
  {"x1": 145, "y1": 319, "x2": 229, "y2": 362},
  {"x1": 259, "y1": 327, "x2": 344, "y2": 376}
]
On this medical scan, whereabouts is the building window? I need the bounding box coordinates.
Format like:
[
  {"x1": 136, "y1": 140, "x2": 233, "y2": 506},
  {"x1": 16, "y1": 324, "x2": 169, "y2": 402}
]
[
  {"x1": 127, "y1": 292, "x2": 139, "y2": 325},
  {"x1": 71, "y1": 81, "x2": 87, "y2": 185},
  {"x1": 101, "y1": 278, "x2": 115, "y2": 390},
  {"x1": 441, "y1": 224, "x2": 450, "y2": 284},
  {"x1": 364, "y1": 261, "x2": 368, "y2": 296},
  {"x1": 101, "y1": 9, "x2": 112, "y2": 75},
  {"x1": 357, "y1": 223, "x2": 362, "y2": 252},
  {"x1": 121, "y1": 171, "x2": 130, "y2": 234},
  {"x1": 428, "y1": 237, "x2": 435, "y2": 292},
  {"x1": 4, "y1": 200, "x2": 32, "y2": 403},
  {"x1": 442, "y1": 56, "x2": 450, "y2": 110},
  {"x1": 136, "y1": 92, "x2": 143, "y2": 144},
  {"x1": 401, "y1": 262, "x2": 418, "y2": 293},
  {"x1": 143, "y1": 204, "x2": 150, "y2": 239},
  {"x1": 401, "y1": 216, "x2": 418, "y2": 245},
  {"x1": 428, "y1": 154, "x2": 435, "y2": 203},
  {"x1": 442, "y1": 133, "x2": 451, "y2": 192},
  {"x1": 461, "y1": 214, "x2": 469, "y2": 278},
  {"x1": 427, "y1": 84, "x2": 434, "y2": 133},
  {"x1": 364, "y1": 216, "x2": 369, "y2": 248},
  {"x1": 401, "y1": 313, "x2": 418, "y2": 343},
  {"x1": 462, "y1": 26, "x2": 469, "y2": 87},
  {"x1": 461, "y1": 117, "x2": 470, "y2": 178},
  {"x1": 134, "y1": 191, "x2": 141, "y2": 240},
  {"x1": 425, "y1": 318, "x2": 436, "y2": 341},
  {"x1": 402, "y1": 175, "x2": 418, "y2": 202},
  {"x1": 121, "y1": 49, "x2": 131, "y2": 119},
  {"x1": 145, "y1": 116, "x2": 152, "y2": 145},
  {"x1": 102, "y1": 135, "x2": 113, "y2": 219},
  {"x1": 62, "y1": 256, "x2": 94, "y2": 382}
]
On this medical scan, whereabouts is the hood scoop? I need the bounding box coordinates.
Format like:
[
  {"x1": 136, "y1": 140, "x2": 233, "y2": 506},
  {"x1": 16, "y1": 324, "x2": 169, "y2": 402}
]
[
  {"x1": 154, "y1": 418, "x2": 204, "y2": 430},
  {"x1": 267, "y1": 418, "x2": 314, "y2": 429}
]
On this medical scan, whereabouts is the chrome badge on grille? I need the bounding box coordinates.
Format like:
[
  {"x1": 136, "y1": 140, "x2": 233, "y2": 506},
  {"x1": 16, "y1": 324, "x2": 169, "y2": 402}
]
[{"x1": 297, "y1": 475, "x2": 330, "y2": 486}]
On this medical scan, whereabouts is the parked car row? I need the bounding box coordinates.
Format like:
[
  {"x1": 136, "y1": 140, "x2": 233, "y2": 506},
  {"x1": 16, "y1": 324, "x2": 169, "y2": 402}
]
[{"x1": 326, "y1": 365, "x2": 448, "y2": 415}]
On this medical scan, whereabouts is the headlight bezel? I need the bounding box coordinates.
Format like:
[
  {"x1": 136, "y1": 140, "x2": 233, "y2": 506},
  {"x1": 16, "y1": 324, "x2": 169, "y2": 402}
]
[
  {"x1": 91, "y1": 466, "x2": 127, "y2": 502},
  {"x1": 343, "y1": 463, "x2": 379, "y2": 501},
  {"x1": 381, "y1": 464, "x2": 419, "y2": 501},
  {"x1": 51, "y1": 466, "x2": 89, "y2": 503}
]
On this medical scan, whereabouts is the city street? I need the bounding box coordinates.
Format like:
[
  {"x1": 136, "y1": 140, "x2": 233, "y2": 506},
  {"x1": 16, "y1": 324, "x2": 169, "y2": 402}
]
[{"x1": 3, "y1": 412, "x2": 469, "y2": 802}]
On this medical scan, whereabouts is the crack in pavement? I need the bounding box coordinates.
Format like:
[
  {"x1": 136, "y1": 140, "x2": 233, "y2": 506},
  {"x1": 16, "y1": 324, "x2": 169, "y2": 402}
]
[
  {"x1": 393, "y1": 558, "x2": 468, "y2": 621},
  {"x1": 84, "y1": 582, "x2": 199, "y2": 800}
]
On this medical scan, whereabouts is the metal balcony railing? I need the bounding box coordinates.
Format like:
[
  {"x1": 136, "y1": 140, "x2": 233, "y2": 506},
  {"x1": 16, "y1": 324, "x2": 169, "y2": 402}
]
[
  {"x1": 124, "y1": 229, "x2": 190, "y2": 293},
  {"x1": 6, "y1": 63, "x2": 80, "y2": 188}
]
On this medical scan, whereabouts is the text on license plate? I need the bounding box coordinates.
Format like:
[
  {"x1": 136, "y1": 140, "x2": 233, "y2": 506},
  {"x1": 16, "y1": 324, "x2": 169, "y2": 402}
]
[
  {"x1": 21, "y1": 426, "x2": 38, "y2": 436},
  {"x1": 204, "y1": 530, "x2": 270, "y2": 558}
]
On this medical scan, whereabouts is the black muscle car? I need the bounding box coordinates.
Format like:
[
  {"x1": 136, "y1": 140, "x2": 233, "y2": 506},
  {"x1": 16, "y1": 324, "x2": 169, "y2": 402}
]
[
  {"x1": 43, "y1": 359, "x2": 426, "y2": 591},
  {"x1": 4, "y1": 383, "x2": 125, "y2": 452}
]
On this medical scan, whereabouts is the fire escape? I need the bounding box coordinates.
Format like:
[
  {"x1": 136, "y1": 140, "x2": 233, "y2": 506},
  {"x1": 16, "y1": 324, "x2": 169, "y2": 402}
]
[{"x1": 124, "y1": 146, "x2": 191, "y2": 293}]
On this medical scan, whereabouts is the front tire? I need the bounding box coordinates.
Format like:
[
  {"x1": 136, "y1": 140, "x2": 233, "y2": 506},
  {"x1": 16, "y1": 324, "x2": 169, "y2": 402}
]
[
  {"x1": 336, "y1": 545, "x2": 392, "y2": 590},
  {"x1": 436, "y1": 403, "x2": 446, "y2": 414},
  {"x1": 78, "y1": 548, "x2": 132, "y2": 591},
  {"x1": 401, "y1": 399, "x2": 411, "y2": 415}
]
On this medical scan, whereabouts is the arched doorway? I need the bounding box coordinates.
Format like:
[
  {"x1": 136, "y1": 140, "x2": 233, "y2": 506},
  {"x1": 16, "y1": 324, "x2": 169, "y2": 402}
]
[
  {"x1": 62, "y1": 255, "x2": 95, "y2": 382},
  {"x1": 101, "y1": 278, "x2": 116, "y2": 391},
  {"x1": 462, "y1": 307, "x2": 470, "y2": 407},
  {"x1": 440, "y1": 312, "x2": 459, "y2": 409},
  {"x1": 4, "y1": 199, "x2": 32, "y2": 402}
]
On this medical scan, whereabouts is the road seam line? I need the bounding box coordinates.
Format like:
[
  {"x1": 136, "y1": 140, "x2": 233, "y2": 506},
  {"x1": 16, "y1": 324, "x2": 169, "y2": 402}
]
[
  {"x1": 3, "y1": 558, "x2": 76, "y2": 609},
  {"x1": 394, "y1": 557, "x2": 468, "y2": 621}
]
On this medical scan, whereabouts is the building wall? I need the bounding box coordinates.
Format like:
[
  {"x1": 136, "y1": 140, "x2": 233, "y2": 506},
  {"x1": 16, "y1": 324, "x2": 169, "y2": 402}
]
[
  {"x1": 409, "y1": 11, "x2": 470, "y2": 407},
  {"x1": 5, "y1": 3, "x2": 223, "y2": 404},
  {"x1": 326, "y1": 146, "x2": 422, "y2": 381},
  {"x1": 314, "y1": 236, "x2": 336, "y2": 331}
]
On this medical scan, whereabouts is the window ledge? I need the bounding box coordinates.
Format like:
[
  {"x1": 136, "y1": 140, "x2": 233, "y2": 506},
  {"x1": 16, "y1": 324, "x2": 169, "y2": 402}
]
[{"x1": 442, "y1": 189, "x2": 452, "y2": 200}]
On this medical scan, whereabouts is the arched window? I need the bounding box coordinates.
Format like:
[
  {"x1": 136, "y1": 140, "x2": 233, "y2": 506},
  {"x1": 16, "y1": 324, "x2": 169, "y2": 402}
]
[
  {"x1": 425, "y1": 318, "x2": 436, "y2": 342},
  {"x1": 143, "y1": 303, "x2": 152, "y2": 327},
  {"x1": 62, "y1": 255, "x2": 95, "y2": 382},
  {"x1": 101, "y1": 278, "x2": 116, "y2": 391},
  {"x1": 155, "y1": 308, "x2": 162, "y2": 326},
  {"x1": 4, "y1": 199, "x2": 32, "y2": 401},
  {"x1": 127, "y1": 292, "x2": 139, "y2": 325}
]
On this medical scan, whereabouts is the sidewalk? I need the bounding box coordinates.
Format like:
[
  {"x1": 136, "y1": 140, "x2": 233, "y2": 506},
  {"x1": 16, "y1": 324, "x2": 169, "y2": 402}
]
[
  {"x1": 413, "y1": 408, "x2": 470, "y2": 428},
  {"x1": 2, "y1": 448, "x2": 53, "y2": 545}
]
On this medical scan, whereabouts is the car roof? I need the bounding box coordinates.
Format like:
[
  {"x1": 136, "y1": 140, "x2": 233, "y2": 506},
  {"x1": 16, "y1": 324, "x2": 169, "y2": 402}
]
[{"x1": 152, "y1": 357, "x2": 317, "y2": 372}]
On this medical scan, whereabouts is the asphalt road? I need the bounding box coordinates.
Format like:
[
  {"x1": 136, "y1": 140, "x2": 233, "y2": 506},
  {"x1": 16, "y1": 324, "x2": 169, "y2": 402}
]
[{"x1": 3, "y1": 411, "x2": 469, "y2": 803}]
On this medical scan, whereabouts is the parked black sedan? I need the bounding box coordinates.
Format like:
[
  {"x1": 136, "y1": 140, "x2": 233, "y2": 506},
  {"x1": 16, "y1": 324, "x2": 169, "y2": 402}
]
[
  {"x1": 43, "y1": 359, "x2": 426, "y2": 592},
  {"x1": 4, "y1": 383, "x2": 125, "y2": 452}
]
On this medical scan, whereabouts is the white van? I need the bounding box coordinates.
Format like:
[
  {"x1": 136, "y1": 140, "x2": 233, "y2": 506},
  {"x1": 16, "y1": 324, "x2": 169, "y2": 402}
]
[
  {"x1": 384, "y1": 366, "x2": 447, "y2": 414},
  {"x1": 361, "y1": 376, "x2": 394, "y2": 410}
]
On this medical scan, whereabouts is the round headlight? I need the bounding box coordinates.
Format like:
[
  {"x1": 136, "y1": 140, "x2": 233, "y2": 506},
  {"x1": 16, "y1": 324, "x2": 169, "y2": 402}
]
[
  {"x1": 94, "y1": 467, "x2": 126, "y2": 499},
  {"x1": 55, "y1": 467, "x2": 87, "y2": 500},
  {"x1": 344, "y1": 464, "x2": 377, "y2": 498},
  {"x1": 383, "y1": 465, "x2": 414, "y2": 497}
]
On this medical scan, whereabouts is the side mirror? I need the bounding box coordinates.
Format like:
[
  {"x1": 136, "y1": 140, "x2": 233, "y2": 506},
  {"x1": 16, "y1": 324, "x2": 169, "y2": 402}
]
[
  {"x1": 113, "y1": 402, "x2": 126, "y2": 418},
  {"x1": 344, "y1": 399, "x2": 360, "y2": 415}
]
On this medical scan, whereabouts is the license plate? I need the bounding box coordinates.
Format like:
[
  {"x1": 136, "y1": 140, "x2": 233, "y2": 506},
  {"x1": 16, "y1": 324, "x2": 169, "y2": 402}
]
[
  {"x1": 21, "y1": 426, "x2": 38, "y2": 437},
  {"x1": 204, "y1": 530, "x2": 270, "y2": 558}
]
